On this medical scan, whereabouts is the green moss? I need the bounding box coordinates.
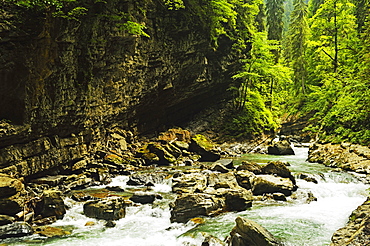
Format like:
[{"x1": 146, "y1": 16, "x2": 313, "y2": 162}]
[{"x1": 191, "y1": 134, "x2": 214, "y2": 150}]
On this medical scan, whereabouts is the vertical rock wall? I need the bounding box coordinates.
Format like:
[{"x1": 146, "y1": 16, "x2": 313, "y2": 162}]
[{"x1": 0, "y1": 0, "x2": 241, "y2": 177}]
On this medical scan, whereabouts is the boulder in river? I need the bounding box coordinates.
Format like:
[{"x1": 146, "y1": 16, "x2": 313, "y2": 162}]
[
  {"x1": 129, "y1": 191, "x2": 157, "y2": 204},
  {"x1": 261, "y1": 161, "x2": 296, "y2": 185},
  {"x1": 0, "y1": 222, "x2": 33, "y2": 239},
  {"x1": 267, "y1": 140, "x2": 295, "y2": 155},
  {"x1": 227, "y1": 217, "x2": 283, "y2": 246},
  {"x1": 225, "y1": 189, "x2": 253, "y2": 212},
  {"x1": 189, "y1": 134, "x2": 220, "y2": 162},
  {"x1": 170, "y1": 193, "x2": 224, "y2": 223},
  {"x1": 35, "y1": 190, "x2": 66, "y2": 220},
  {"x1": 83, "y1": 197, "x2": 126, "y2": 221},
  {"x1": 251, "y1": 174, "x2": 295, "y2": 196}
]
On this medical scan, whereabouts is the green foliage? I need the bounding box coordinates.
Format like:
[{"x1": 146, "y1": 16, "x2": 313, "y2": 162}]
[
  {"x1": 118, "y1": 21, "x2": 150, "y2": 38},
  {"x1": 266, "y1": 0, "x2": 285, "y2": 41},
  {"x1": 162, "y1": 0, "x2": 185, "y2": 10},
  {"x1": 222, "y1": 89, "x2": 278, "y2": 139},
  {"x1": 303, "y1": 76, "x2": 370, "y2": 144},
  {"x1": 287, "y1": 0, "x2": 309, "y2": 95},
  {"x1": 7, "y1": 0, "x2": 88, "y2": 20}
]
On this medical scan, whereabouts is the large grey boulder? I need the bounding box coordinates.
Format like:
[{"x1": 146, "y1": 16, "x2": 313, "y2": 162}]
[
  {"x1": 268, "y1": 140, "x2": 294, "y2": 155},
  {"x1": 261, "y1": 161, "x2": 296, "y2": 185},
  {"x1": 84, "y1": 197, "x2": 126, "y2": 221},
  {"x1": 228, "y1": 217, "x2": 283, "y2": 246},
  {"x1": 189, "y1": 135, "x2": 220, "y2": 162},
  {"x1": 251, "y1": 175, "x2": 295, "y2": 196},
  {"x1": 225, "y1": 189, "x2": 253, "y2": 212},
  {"x1": 170, "y1": 193, "x2": 224, "y2": 223}
]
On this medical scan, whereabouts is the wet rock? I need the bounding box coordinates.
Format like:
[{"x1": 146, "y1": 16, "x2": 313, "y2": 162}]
[
  {"x1": 272, "y1": 193, "x2": 287, "y2": 201},
  {"x1": 268, "y1": 140, "x2": 295, "y2": 155},
  {"x1": 32, "y1": 216, "x2": 57, "y2": 226},
  {"x1": 210, "y1": 163, "x2": 229, "y2": 173},
  {"x1": 236, "y1": 161, "x2": 262, "y2": 174},
  {"x1": 214, "y1": 159, "x2": 234, "y2": 169},
  {"x1": 83, "y1": 197, "x2": 126, "y2": 221},
  {"x1": 106, "y1": 186, "x2": 125, "y2": 192},
  {"x1": 35, "y1": 190, "x2": 66, "y2": 220},
  {"x1": 235, "y1": 170, "x2": 255, "y2": 190},
  {"x1": 199, "y1": 232, "x2": 226, "y2": 246},
  {"x1": 262, "y1": 161, "x2": 296, "y2": 185},
  {"x1": 127, "y1": 172, "x2": 169, "y2": 186},
  {"x1": 189, "y1": 134, "x2": 220, "y2": 162},
  {"x1": 105, "y1": 220, "x2": 116, "y2": 228},
  {"x1": 170, "y1": 193, "x2": 224, "y2": 223},
  {"x1": 34, "y1": 226, "x2": 71, "y2": 238},
  {"x1": 297, "y1": 173, "x2": 318, "y2": 184},
  {"x1": 251, "y1": 175, "x2": 295, "y2": 196},
  {"x1": 225, "y1": 189, "x2": 253, "y2": 212},
  {"x1": 172, "y1": 173, "x2": 207, "y2": 194},
  {"x1": 227, "y1": 217, "x2": 282, "y2": 246},
  {"x1": 306, "y1": 192, "x2": 317, "y2": 203},
  {"x1": 0, "y1": 222, "x2": 33, "y2": 239},
  {"x1": 30, "y1": 175, "x2": 68, "y2": 187},
  {"x1": 0, "y1": 215, "x2": 15, "y2": 226},
  {"x1": 0, "y1": 192, "x2": 25, "y2": 216},
  {"x1": 130, "y1": 191, "x2": 156, "y2": 204}
]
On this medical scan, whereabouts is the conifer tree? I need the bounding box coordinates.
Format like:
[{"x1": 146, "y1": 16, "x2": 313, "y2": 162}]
[
  {"x1": 289, "y1": 0, "x2": 309, "y2": 94},
  {"x1": 266, "y1": 0, "x2": 285, "y2": 41}
]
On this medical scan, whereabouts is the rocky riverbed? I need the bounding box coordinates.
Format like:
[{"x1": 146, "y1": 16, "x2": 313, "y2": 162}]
[
  {"x1": 1, "y1": 129, "x2": 370, "y2": 245},
  {"x1": 307, "y1": 142, "x2": 370, "y2": 245}
]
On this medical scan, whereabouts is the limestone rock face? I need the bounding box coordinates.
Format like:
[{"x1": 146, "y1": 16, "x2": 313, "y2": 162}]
[
  {"x1": 0, "y1": 174, "x2": 26, "y2": 217},
  {"x1": 228, "y1": 217, "x2": 282, "y2": 246},
  {"x1": 0, "y1": 174, "x2": 24, "y2": 198},
  {"x1": 0, "y1": 0, "x2": 239, "y2": 178}
]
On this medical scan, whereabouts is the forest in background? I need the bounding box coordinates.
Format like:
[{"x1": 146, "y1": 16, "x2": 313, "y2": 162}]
[{"x1": 5, "y1": 0, "x2": 370, "y2": 145}]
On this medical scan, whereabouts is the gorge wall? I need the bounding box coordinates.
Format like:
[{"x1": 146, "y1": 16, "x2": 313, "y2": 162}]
[{"x1": 0, "y1": 0, "x2": 240, "y2": 178}]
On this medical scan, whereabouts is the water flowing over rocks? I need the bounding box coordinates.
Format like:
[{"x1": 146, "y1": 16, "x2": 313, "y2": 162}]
[
  {"x1": 170, "y1": 160, "x2": 296, "y2": 223},
  {"x1": 331, "y1": 198, "x2": 370, "y2": 246},
  {"x1": 227, "y1": 217, "x2": 283, "y2": 246},
  {"x1": 0, "y1": 222, "x2": 33, "y2": 239}
]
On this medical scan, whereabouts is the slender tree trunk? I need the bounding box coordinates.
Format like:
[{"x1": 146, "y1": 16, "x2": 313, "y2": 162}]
[{"x1": 333, "y1": 0, "x2": 338, "y2": 73}]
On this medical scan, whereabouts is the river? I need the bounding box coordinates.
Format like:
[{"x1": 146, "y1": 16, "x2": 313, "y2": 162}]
[{"x1": 3, "y1": 147, "x2": 369, "y2": 246}]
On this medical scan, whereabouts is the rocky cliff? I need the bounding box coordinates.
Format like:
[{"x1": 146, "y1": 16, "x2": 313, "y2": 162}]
[{"x1": 0, "y1": 0, "x2": 241, "y2": 178}]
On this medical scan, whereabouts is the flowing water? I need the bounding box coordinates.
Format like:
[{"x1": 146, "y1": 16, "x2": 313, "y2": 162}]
[{"x1": 3, "y1": 147, "x2": 369, "y2": 246}]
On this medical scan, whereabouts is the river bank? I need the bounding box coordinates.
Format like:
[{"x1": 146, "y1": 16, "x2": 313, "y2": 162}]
[{"x1": 1, "y1": 131, "x2": 369, "y2": 245}]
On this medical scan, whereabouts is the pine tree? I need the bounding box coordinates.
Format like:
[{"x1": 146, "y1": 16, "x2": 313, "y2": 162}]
[
  {"x1": 266, "y1": 0, "x2": 285, "y2": 41},
  {"x1": 308, "y1": 0, "x2": 324, "y2": 17},
  {"x1": 289, "y1": 0, "x2": 309, "y2": 94}
]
